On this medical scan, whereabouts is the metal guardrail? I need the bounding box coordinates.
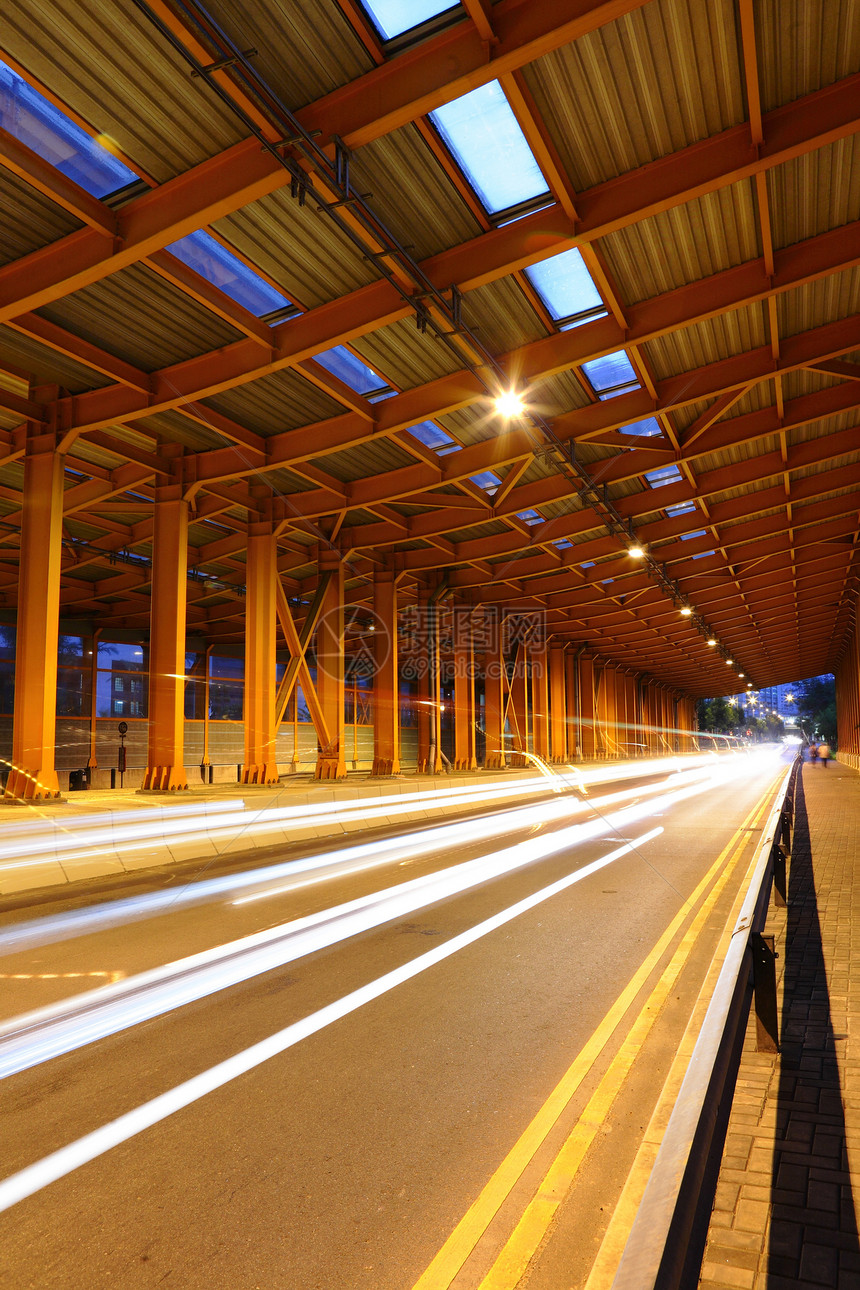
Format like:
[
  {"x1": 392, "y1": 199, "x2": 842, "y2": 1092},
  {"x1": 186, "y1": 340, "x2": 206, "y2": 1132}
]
[{"x1": 611, "y1": 754, "x2": 801, "y2": 1290}]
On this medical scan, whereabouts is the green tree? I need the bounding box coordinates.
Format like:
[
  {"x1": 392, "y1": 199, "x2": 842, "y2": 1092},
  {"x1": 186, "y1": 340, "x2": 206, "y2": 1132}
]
[
  {"x1": 696, "y1": 696, "x2": 742, "y2": 734},
  {"x1": 796, "y1": 676, "x2": 837, "y2": 745}
]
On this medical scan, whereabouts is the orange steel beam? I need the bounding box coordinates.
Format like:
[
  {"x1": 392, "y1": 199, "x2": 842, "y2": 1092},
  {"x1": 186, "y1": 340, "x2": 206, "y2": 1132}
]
[
  {"x1": 3, "y1": 73, "x2": 858, "y2": 413},
  {"x1": 343, "y1": 440, "x2": 860, "y2": 561},
  {"x1": 144, "y1": 249, "x2": 274, "y2": 349},
  {"x1": 0, "y1": 137, "x2": 290, "y2": 323},
  {"x1": 681, "y1": 387, "x2": 753, "y2": 449},
  {"x1": 302, "y1": 0, "x2": 652, "y2": 147},
  {"x1": 0, "y1": 125, "x2": 116, "y2": 235},
  {"x1": 267, "y1": 377, "x2": 860, "y2": 557},
  {"x1": 461, "y1": 0, "x2": 497, "y2": 45},
  {"x1": 25, "y1": 199, "x2": 856, "y2": 466}
]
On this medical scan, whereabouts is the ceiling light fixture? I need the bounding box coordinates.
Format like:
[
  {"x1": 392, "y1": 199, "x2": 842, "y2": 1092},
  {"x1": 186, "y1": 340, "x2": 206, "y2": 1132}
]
[
  {"x1": 494, "y1": 389, "x2": 525, "y2": 418},
  {"x1": 680, "y1": 605, "x2": 693, "y2": 616},
  {"x1": 628, "y1": 544, "x2": 645, "y2": 559},
  {"x1": 707, "y1": 638, "x2": 717, "y2": 646}
]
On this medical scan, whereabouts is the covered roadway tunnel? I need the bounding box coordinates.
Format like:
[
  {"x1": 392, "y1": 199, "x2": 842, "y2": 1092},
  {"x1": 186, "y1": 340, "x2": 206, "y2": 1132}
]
[{"x1": 0, "y1": 0, "x2": 859, "y2": 1285}]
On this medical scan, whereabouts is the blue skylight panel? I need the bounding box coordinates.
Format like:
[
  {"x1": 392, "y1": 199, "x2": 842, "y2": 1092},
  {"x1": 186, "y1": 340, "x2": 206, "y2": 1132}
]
[
  {"x1": 581, "y1": 561, "x2": 595, "y2": 569},
  {"x1": 0, "y1": 60, "x2": 137, "y2": 198},
  {"x1": 692, "y1": 550, "x2": 716, "y2": 559},
  {"x1": 645, "y1": 465, "x2": 684, "y2": 488},
  {"x1": 620, "y1": 417, "x2": 662, "y2": 437},
  {"x1": 314, "y1": 346, "x2": 390, "y2": 396},
  {"x1": 680, "y1": 529, "x2": 708, "y2": 541},
  {"x1": 408, "y1": 421, "x2": 454, "y2": 451},
  {"x1": 525, "y1": 248, "x2": 604, "y2": 323},
  {"x1": 361, "y1": 0, "x2": 458, "y2": 39},
  {"x1": 166, "y1": 230, "x2": 293, "y2": 317},
  {"x1": 666, "y1": 500, "x2": 697, "y2": 517},
  {"x1": 430, "y1": 81, "x2": 549, "y2": 215},
  {"x1": 555, "y1": 539, "x2": 573, "y2": 550},
  {"x1": 582, "y1": 351, "x2": 640, "y2": 397},
  {"x1": 471, "y1": 470, "x2": 502, "y2": 493},
  {"x1": 517, "y1": 509, "x2": 543, "y2": 525}
]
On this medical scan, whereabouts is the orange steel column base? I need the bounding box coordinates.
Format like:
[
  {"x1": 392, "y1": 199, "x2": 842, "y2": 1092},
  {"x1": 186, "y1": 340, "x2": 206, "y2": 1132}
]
[
  {"x1": 4, "y1": 767, "x2": 61, "y2": 802},
  {"x1": 315, "y1": 755, "x2": 346, "y2": 780},
  {"x1": 240, "y1": 763, "x2": 278, "y2": 785},
  {"x1": 142, "y1": 765, "x2": 189, "y2": 792}
]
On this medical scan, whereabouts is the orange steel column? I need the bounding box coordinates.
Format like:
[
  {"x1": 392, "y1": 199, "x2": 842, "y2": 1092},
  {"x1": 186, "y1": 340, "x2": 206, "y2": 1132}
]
[
  {"x1": 566, "y1": 649, "x2": 580, "y2": 758},
  {"x1": 483, "y1": 642, "x2": 505, "y2": 769},
  {"x1": 143, "y1": 494, "x2": 190, "y2": 791},
  {"x1": 659, "y1": 686, "x2": 670, "y2": 753},
  {"x1": 509, "y1": 641, "x2": 529, "y2": 766},
  {"x1": 600, "y1": 667, "x2": 616, "y2": 757},
  {"x1": 241, "y1": 520, "x2": 278, "y2": 785},
  {"x1": 614, "y1": 670, "x2": 626, "y2": 757},
  {"x1": 643, "y1": 682, "x2": 657, "y2": 754},
  {"x1": 626, "y1": 673, "x2": 637, "y2": 755},
  {"x1": 836, "y1": 619, "x2": 860, "y2": 766},
  {"x1": 549, "y1": 644, "x2": 566, "y2": 762},
  {"x1": 6, "y1": 442, "x2": 64, "y2": 801},
  {"x1": 531, "y1": 642, "x2": 550, "y2": 761},
  {"x1": 453, "y1": 610, "x2": 477, "y2": 771},
  {"x1": 315, "y1": 549, "x2": 346, "y2": 779},
  {"x1": 579, "y1": 654, "x2": 596, "y2": 758},
  {"x1": 372, "y1": 570, "x2": 400, "y2": 776},
  {"x1": 414, "y1": 590, "x2": 431, "y2": 771}
]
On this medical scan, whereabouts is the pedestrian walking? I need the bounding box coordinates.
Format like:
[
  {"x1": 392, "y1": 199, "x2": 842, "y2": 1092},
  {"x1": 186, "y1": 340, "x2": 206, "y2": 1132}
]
[
  {"x1": 808, "y1": 741, "x2": 819, "y2": 764},
  {"x1": 818, "y1": 740, "x2": 831, "y2": 767}
]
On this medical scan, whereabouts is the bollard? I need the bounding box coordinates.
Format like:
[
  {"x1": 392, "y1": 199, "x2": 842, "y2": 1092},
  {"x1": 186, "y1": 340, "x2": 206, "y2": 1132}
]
[
  {"x1": 753, "y1": 932, "x2": 779, "y2": 1052},
  {"x1": 772, "y1": 841, "x2": 787, "y2": 908}
]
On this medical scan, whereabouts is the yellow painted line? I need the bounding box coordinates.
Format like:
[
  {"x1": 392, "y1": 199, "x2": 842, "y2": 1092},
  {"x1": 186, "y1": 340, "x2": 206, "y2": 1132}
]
[
  {"x1": 477, "y1": 782, "x2": 778, "y2": 1289},
  {"x1": 583, "y1": 787, "x2": 784, "y2": 1290},
  {"x1": 412, "y1": 775, "x2": 782, "y2": 1290},
  {"x1": 0, "y1": 971, "x2": 125, "y2": 984}
]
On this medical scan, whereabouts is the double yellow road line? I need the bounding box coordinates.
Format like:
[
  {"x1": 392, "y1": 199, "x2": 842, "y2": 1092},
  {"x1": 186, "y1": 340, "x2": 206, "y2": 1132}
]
[{"x1": 412, "y1": 775, "x2": 781, "y2": 1290}]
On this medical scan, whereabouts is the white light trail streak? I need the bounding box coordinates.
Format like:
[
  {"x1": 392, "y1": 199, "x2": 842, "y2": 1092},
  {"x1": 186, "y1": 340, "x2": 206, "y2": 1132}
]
[
  {"x1": 0, "y1": 768, "x2": 731, "y2": 1082},
  {"x1": 0, "y1": 829, "x2": 661, "y2": 1216},
  {"x1": 0, "y1": 762, "x2": 724, "y2": 954}
]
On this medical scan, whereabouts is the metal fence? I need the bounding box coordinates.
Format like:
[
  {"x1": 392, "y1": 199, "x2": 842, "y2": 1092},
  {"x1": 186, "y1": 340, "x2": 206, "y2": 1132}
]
[{"x1": 611, "y1": 754, "x2": 800, "y2": 1290}]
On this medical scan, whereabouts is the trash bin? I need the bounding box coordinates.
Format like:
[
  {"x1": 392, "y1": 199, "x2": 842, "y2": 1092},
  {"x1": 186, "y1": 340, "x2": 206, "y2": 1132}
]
[{"x1": 68, "y1": 768, "x2": 87, "y2": 791}]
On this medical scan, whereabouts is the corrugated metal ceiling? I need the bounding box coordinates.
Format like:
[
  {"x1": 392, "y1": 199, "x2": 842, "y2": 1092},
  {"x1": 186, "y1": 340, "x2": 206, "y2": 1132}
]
[
  {"x1": 599, "y1": 182, "x2": 761, "y2": 304},
  {"x1": 522, "y1": 0, "x2": 745, "y2": 191},
  {"x1": 1, "y1": 0, "x2": 245, "y2": 182},
  {"x1": 0, "y1": 173, "x2": 82, "y2": 266},
  {"x1": 200, "y1": 366, "x2": 347, "y2": 435},
  {"x1": 214, "y1": 188, "x2": 379, "y2": 310},
  {"x1": 201, "y1": 0, "x2": 374, "y2": 109},
  {"x1": 37, "y1": 264, "x2": 243, "y2": 370}
]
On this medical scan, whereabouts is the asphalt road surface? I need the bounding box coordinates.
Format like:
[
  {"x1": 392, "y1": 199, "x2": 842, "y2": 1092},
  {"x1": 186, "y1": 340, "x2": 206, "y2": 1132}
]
[{"x1": 0, "y1": 747, "x2": 792, "y2": 1289}]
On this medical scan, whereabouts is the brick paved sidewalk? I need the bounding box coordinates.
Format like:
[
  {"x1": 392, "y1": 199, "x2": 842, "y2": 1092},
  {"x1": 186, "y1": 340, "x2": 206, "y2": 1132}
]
[{"x1": 700, "y1": 760, "x2": 860, "y2": 1290}]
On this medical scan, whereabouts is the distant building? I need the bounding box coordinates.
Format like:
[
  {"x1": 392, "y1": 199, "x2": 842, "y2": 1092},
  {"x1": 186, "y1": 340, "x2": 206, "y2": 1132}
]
[{"x1": 730, "y1": 674, "x2": 833, "y2": 724}]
